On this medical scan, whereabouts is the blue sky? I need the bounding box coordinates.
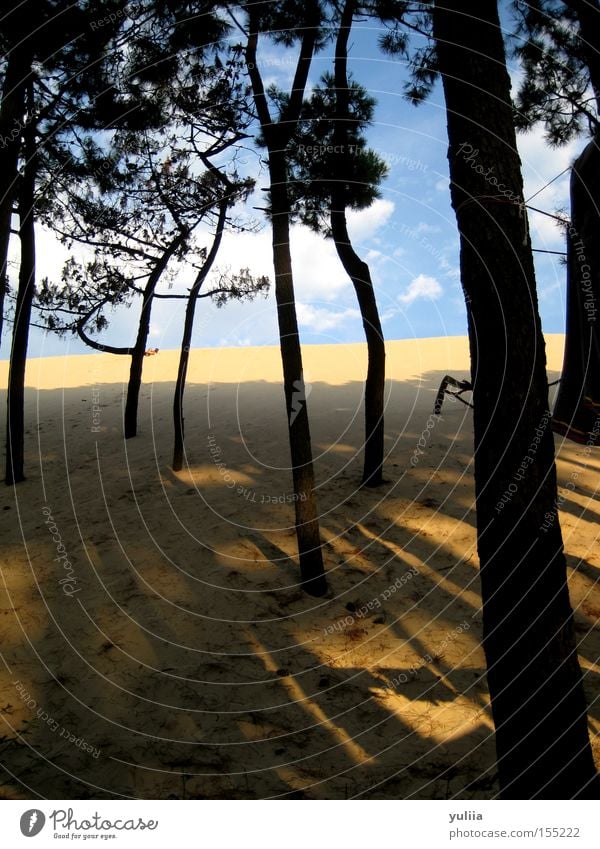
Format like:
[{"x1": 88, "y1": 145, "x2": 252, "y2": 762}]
[{"x1": 2, "y1": 14, "x2": 582, "y2": 360}]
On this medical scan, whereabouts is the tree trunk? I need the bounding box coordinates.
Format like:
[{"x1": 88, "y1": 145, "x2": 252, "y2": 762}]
[
  {"x1": 552, "y1": 1, "x2": 600, "y2": 443},
  {"x1": 124, "y1": 293, "x2": 153, "y2": 440},
  {"x1": 331, "y1": 206, "x2": 385, "y2": 486},
  {"x1": 124, "y1": 233, "x2": 186, "y2": 439},
  {"x1": 269, "y1": 150, "x2": 327, "y2": 596},
  {"x1": 0, "y1": 40, "x2": 32, "y2": 348},
  {"x1": 172, "y1": 200, "x2": 227, "y2": 471},
  {"x1": 433, "y1": 0, "x2": 599, "y2": 798},
  {"x1": 245, "y1": 12, "x2": 327, "y2": 596},
  {"x1": 5, "y1": 85, "x2": 35, "y2": 485},
  {"x1": 331, "y1": 0, "x2": 385, "y2": 486},
  {"x1": 552, "y1": 135, "x2": 600, "y2": 443}
]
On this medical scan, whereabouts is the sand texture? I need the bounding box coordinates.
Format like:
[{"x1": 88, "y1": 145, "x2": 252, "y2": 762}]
[{"x1": 0, "y1": 335, "x2": 598, "y2": 799}]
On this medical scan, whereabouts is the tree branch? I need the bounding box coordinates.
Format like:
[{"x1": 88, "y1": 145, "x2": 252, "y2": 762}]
[
  {"x1": 283, "y1": 12, "x2": 320, "y2": 132},
  {"x1": 245, "y1": 20, "x2": 273, "y2": 133},
  {"x1": 76, "y1": 300, "x2": 133, "y2": 355}
]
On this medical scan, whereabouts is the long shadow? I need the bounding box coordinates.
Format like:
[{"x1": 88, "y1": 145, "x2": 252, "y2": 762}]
[{"x1": 0, "y1": 369, "x2": 597, "y2": 798}]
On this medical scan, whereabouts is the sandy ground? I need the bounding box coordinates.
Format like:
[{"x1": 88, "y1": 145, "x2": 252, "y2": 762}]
[{"x1": 0, "y1": 334, "x2": 598, "y2": 799}]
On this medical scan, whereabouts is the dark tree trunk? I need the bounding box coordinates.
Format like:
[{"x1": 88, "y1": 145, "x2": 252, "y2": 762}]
[
  {"x1": 433, "y1": 0, "x2": 599, "y2": 798},
  {"x1": 552, "y1": 135, "x2": 600, "y2": 443},
  {"x1": 331, "y1": 207, "x2": 385, "y2": 486},
  {"x1": 331, "y1": 0, "x2": 385, "y2": 487},
  {"x1": 269, "y1": 151, "x2": 327, "y2": 596},
  {"x1": 124, "y1": 233, "x2": 186, "y2": 439},
  {"x1": 5, "y1": 85, "x2": 35, "y2": 485},
  {"x1": 0, "y1": 40, "x2": 32, "y2": 347},
  {"x1": 246, "y1": 12, "x2": 327, "y2": 596},
  {"x1": 172, "y1": 201, "x2": 227, "y2": 471},
  {"x1": 124, "y1": 291, "x2": 153, "y2": 440},
  {"x1": 552, "y1": 1, "x2": 600, "y2": 442}
]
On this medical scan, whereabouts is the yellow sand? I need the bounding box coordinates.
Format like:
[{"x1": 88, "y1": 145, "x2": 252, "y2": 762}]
[{"x1": 0, "y1": 334, "x2": 598, "y2": 799}]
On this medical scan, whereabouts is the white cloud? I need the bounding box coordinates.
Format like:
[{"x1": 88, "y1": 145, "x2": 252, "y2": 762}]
[
  {"x1": 290, "y1": 226, "x2": 350, "y2": 301},
  {"x1": 347, "y1": 199, "x2": 395, "y2": 240},
  {"x1": 208, "y1": 223, "x2": 350, "y2": 303},
  {"x1": 398, "y1": 274, "x2": 443, "y2": 305},
  {"x1": 10, "y1": 223, "x2": 88, "y2": 286},
  {"x1": 217, "y1": 228, "x2": 273, "y2": 281},
  {"x1": 296, "y1": 303, "x2": 360, "y2": 332}
]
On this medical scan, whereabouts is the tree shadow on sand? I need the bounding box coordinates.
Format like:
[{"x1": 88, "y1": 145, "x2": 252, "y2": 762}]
[{"x1": 0, "y1": 369, "x2": 598, "y2": 798}]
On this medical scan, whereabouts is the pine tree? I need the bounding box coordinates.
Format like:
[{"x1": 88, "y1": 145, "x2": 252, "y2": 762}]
[
  {"x1": 287, "y1": 0, "x2": 388, "y2": 486},
  {"x1": 2, "y1": 0, "x2": 130, "y2": 482},
  {"x1": 432, "y1": 0, "x2": 599, "y2": 798},
  {"x1": 238, "y1": 0, "x2": 330, "y2": 596}
]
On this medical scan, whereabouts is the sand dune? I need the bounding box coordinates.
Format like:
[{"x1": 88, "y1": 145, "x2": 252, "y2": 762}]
[{"x1": 0, "y1": 335, "x2": 598, "y2": 799}]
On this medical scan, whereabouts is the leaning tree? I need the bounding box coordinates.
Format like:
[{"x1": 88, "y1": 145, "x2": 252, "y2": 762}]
[
  {"x1": 36, "y1": 23, "x2": 260, "y2": 440},
  {"x1": 38, "y1": 128, "x2": 209, "y2": 439},
  {"x1": 37, "y1": 126, "x2": 261, "y2": 445},
  {"x1": 164, "y1": 40, "x2": 270, "y2": 469},
  {"x1": 286, "y1": 0, "x2": 389, "y2": 487}
]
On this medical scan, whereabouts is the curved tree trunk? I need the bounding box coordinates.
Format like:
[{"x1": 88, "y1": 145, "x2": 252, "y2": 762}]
[
  {"x1": 331, "y1": 206, "x2": 385, "y2": 486},
  {"x1": 124, "y1": 232, "x2": 186, "y2": 439},
  {"x1": 172, "y1": 200, "x2": 227, "y2": 471},
  {"x1": 552, "y1": 135, "x2": 600, "y2": 443},
  {"x1": 551, "y1": 0, "x2": 600, "y2": 444},
  {"x1": 5, "y1": 83, "x2": 35, "y2": 485},
  {"x1": 433, "y1": 0, "x2": 599, "y2": 798},
  {"x1": 331, "y1": 0, "x2": 385, "y2": 487}
]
